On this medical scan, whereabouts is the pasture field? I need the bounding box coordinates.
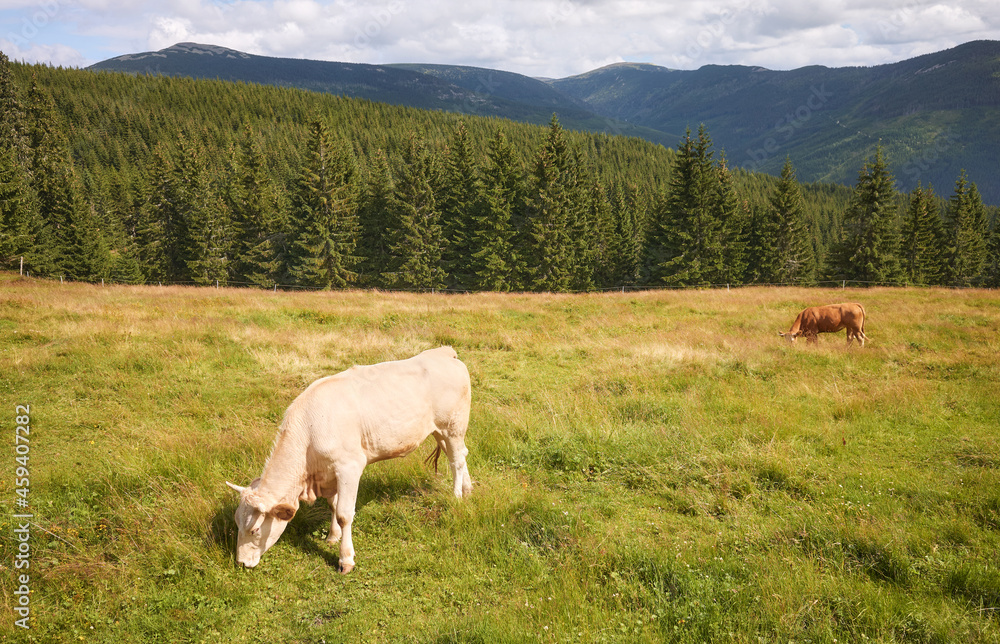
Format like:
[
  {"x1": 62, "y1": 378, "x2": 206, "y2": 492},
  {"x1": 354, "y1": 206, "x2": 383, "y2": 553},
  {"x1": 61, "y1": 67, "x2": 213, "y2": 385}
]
[{"x1": 1, "y1": 273, "x2": 999, "y2": 643}]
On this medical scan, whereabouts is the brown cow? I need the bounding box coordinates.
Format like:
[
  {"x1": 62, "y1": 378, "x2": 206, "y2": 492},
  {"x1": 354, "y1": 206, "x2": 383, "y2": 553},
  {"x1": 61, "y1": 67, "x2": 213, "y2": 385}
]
[{"x1": 779, "y1": 303, "x2": 868, "y2": 346}]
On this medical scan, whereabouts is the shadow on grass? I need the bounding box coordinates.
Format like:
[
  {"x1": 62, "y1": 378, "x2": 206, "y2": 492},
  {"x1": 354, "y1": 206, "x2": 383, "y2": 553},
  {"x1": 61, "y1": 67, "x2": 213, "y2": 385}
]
[{"x1": 206, "y1": 469, "x2": 439, "y2": 569}]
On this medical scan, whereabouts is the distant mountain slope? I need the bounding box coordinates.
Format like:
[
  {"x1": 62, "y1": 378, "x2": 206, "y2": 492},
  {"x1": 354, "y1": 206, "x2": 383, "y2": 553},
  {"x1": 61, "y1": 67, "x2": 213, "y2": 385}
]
[
  {"x1": 88, "y1": 42, "x2": 496, "y2": 111},
  {"x1": 89, "y1": 40, "x2": 1000, "y2": 202},
  {"x1": 549, "y1": 40, "x2": 1000, "y2": 201},
  {"x1": 87, "y1": 42, "x2": 669, "y2": 144}
]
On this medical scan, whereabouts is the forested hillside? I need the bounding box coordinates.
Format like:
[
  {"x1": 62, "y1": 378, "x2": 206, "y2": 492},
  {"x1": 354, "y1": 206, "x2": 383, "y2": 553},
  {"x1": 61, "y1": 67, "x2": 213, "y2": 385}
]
[
  {"x1": 87, "y1": 42, "x2": 667, "y2": 145},
  {"x1": 1, "y1": 55, "x2": 997, "y2": 290},
  {"x1": 550, "y1": 40, "x2": 1000, "y2": 203}
]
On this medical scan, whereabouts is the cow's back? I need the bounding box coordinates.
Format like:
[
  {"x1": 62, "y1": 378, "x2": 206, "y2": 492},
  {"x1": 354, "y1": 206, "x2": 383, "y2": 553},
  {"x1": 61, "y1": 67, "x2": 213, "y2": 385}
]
[{"x1": 298, "y1": 347, "x2": 470, "y2": 463}]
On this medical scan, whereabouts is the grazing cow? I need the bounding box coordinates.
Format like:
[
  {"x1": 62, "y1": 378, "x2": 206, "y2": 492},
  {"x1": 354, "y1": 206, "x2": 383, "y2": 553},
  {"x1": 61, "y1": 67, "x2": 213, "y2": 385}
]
[
  {"x1": 226, "y1": 346, "x2": 473, "y2": 573},
  {"x1": 778, "y1": 303, "x2": 868, "y2": 346}
]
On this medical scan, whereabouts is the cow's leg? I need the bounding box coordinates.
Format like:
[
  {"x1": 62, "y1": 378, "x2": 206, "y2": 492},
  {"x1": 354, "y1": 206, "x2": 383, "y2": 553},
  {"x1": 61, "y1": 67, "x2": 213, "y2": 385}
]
[
  {"x1": 334, "y1": 462, "x2": 364, "y2": 573},
  {"x1": 438, "y1": 432, "x2": 473, "y2": 498},
  {"x1": 325, "y1": 493, "x2": 341, "y2": 546}
]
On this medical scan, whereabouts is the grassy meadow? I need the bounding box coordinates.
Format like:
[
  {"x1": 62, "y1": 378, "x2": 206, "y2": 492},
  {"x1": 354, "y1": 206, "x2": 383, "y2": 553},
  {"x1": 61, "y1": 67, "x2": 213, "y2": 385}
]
[{"x1": 1, "y1": 273, "x2": 999, "y2": 643}]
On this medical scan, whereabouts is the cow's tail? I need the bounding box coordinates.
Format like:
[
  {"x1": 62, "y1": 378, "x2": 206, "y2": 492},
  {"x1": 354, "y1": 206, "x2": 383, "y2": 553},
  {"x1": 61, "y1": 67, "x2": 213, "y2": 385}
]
[
  {"x1": 423, "y1": 443, "x2": 442, "y2": 473},
  {"x1": 860, "y1": 304, "x2": 868, "y2": 339}
]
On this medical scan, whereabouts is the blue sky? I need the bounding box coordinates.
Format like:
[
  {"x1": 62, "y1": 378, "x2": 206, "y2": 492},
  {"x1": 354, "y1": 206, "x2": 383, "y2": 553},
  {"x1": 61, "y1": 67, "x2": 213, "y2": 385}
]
[{"x1": 2, "y1": 1, "x2": 999, "y2": 77}]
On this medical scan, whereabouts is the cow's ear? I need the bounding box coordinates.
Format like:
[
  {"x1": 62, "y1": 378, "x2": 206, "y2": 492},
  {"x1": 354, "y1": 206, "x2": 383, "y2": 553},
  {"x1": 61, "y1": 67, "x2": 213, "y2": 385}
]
[{"x1": 271, "y1": 503, "x2": 296, "y2": 522}]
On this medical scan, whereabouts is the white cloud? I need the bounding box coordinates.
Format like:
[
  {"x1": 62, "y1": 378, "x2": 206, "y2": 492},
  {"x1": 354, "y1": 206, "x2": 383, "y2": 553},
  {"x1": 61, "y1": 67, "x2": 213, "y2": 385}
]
[{"x1": 1, "y1": 0, "x2": 998, "y2": 75}]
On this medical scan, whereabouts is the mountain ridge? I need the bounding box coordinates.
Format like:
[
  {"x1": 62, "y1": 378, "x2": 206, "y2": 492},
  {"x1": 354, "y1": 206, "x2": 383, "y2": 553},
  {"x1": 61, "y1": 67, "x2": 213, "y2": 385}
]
[
  {"x1": 88, "y1": 40, "x2": 1000, "y2": 202},
  {"x1": 87, "y1": 42, "x2": 669, "y2": 145}
]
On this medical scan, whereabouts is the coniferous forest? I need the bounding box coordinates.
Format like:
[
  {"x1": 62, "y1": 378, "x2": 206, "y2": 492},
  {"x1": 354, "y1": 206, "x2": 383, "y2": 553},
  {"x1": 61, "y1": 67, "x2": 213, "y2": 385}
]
[{"x1": 1, "y1": 54, "x2": 998, "y2": 291}]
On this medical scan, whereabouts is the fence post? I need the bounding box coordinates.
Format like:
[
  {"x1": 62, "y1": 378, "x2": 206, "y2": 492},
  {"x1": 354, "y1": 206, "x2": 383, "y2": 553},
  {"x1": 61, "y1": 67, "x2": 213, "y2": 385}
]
[
  {"x1": 842, "y1": 280, "x2": 845, "y2": 289},
  {"x1": 19, "y1": 256, "x2": 23, "y2": 276}
]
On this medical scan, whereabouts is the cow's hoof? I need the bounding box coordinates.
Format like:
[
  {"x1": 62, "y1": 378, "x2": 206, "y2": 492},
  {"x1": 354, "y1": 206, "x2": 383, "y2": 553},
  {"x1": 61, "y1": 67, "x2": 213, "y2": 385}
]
[{"x1": 339, "y1": 562, "x2": 354, "y2": 574}]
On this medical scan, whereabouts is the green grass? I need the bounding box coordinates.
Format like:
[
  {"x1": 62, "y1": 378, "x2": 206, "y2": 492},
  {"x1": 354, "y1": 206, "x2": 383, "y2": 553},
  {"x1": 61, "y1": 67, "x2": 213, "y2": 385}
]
[{"x1": 2, "y1": 275, "x2": 999, "y2": 643}]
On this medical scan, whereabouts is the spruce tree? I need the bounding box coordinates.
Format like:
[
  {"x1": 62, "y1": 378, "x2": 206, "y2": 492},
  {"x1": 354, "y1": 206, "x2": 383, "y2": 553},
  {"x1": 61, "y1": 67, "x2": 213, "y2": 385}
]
[
  {"x1": 177, "y1": 133, "x2": 230, "y2": 286},
  {"x1": 138, "y1": 144, "x2": 176, "y2": 282},
  {"x1": 566, "y1": 148, "x2": 596, "y2": 291},
  {"x1": 945, "y1": 171, "x2": 989, "y2": 286},
  {"x1": 284, "y1": 119, "x2": 359, "y2": 289},
  {"x1": 0, "y1": 53, "x2": 29, "y2": 166},
  {"x1": 356, "y1": 149, "x2": 397, "y2": 288},
  {"x1": 107, "y1": 245, "x2": 145, "y2": 284},
  {"x1": 523, "y1": 115, "x2": 577, "y2": 292},
  {"x1": 826, "y1": 145, "x2": 901, "y2": 284},
  {"x1": 24, "y1": 77, "x2": 109, "y2": 280},
  {"x1": 24, "y1": 77, "x2": 70, "y2": 277},
  {"x1": 645, "y1": 125, "x2": 725, "y2": 286},
  {"x1": 767, "y1": 157, "x2": 814, "y2": 284},
  {"x1": 384, "y1": 133, "x2": 446, "y2": 290},
  {"x1": 899, "y1": 184, "x2": 945, "y2": 285},
  {"x1": 716, "y1": 153, "x2": 748, "y2": 285},
  {"x1": 228, "y1": 124, "x2": 282, "y2": 288},
  {"x1": 439, "y1": 123, "x2": 482, "y2": 289},
  {"x1": 608, "y1": 182, "x2": 644, "y2": 287},
  {"x1": 471, "y1": 128, "x2": 521, "y2": 291},
  {"x1": 985, "y1": 222, "x2": 1000, "y2": 288},
  {"x1": 0, "y1": 147, "x2": 36, "y2": 267},
  {"x1": 587, "y1": 181, "x2": 616, "y2": 289}
]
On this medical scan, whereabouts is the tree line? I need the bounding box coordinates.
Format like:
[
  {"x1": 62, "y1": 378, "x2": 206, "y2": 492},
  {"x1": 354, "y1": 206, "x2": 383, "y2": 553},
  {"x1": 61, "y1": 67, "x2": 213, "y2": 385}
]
[{"x1": 1, "y1": 55, "x2": 998, "y2": 291}]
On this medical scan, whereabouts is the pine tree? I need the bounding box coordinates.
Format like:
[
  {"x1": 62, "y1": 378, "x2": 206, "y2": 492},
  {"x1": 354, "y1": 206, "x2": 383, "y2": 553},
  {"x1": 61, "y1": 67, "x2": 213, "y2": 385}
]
[
  {"x1": 439, "y1": 123, "x2": 482, "y2": 290},
  {"x1": 284, "y1": 119, "x2": 359, "y2": 289},
  {"x1": 899, "y1": 184, "x2": 945, "y2": 285},
  {"x1": 356, "y1": 148, "x2": 397, "y2": 288},
  {"x1": 766, "y1": 157, "x2": 814, "y2": 284},
  {"x1": 523, "y1": 115, "x2": 577, "y2": 292},
  {"x1": 645, "y1": 125, "x2": 725, "y2": 286},
  {"x1": 228, "y1": 123, "x2": 282, "y2": 288},
  {"x1": 945, "y1": 171, "x2": 989, "y2": 286},
  {"x1": 470, "y1": 128, "x2": 520, "y2": 291},
  {"x1": 826, "y1": 144, "x2": 901, "y2": 284},
  {"x1": 384, "y1": 133, "x2": 446, "y2": 290}
]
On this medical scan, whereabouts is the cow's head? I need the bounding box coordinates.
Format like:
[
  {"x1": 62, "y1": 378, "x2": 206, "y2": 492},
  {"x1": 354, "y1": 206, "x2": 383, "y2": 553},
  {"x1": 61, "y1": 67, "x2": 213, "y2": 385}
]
[
  {"x1": 778, "y1": 331, "x2": 801, "y2": 343},
  {"x1": 225, "y1": 478, "x2": 298, "y2": 568}
]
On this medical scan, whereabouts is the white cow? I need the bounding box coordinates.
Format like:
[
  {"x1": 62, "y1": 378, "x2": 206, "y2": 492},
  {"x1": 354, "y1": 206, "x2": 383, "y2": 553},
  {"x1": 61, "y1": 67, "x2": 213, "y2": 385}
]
[{"x1": 226, "y1": 346, "x2": 473, "y2": 573}]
